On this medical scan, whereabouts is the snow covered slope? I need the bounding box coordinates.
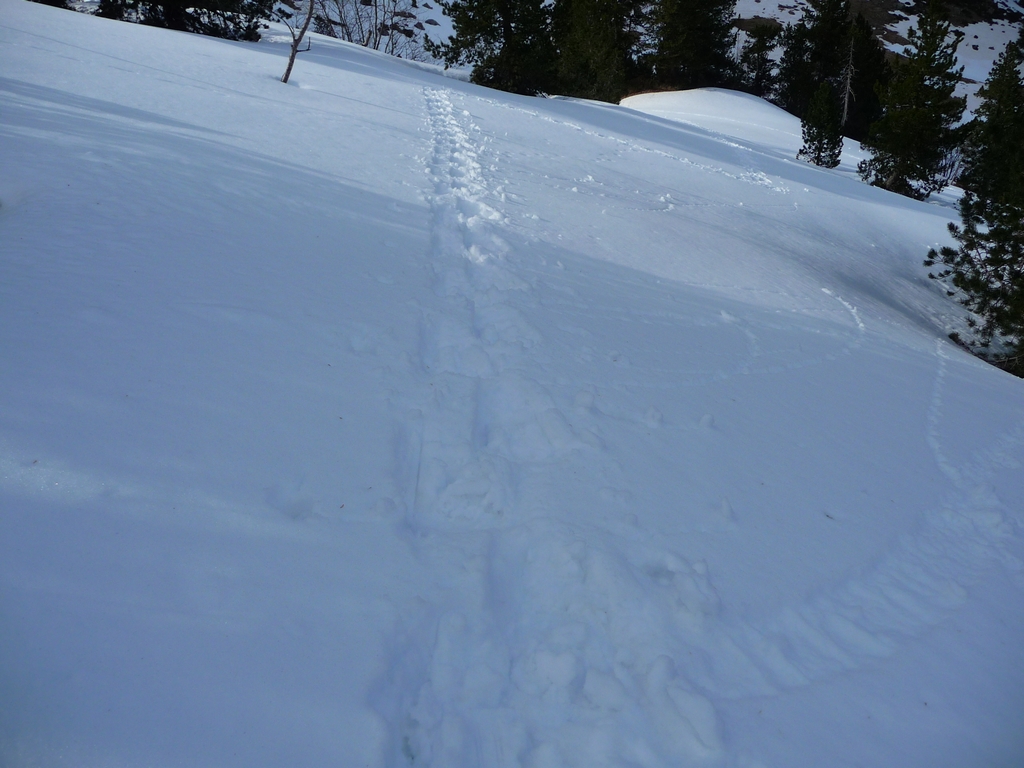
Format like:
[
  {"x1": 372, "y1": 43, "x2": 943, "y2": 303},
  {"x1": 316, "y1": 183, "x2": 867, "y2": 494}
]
[{"x1": 2, "y1": 3, "x2": 1024, "y2": 767}]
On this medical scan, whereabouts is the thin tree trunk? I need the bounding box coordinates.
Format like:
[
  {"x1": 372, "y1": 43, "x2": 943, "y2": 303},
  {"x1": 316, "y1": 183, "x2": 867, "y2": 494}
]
[
  {"x1": 841, "y1": 38, "x2": 855, "y2": 127},
  {"x1": 282, "y1": 0, "x2": 316, "y2": 83}
]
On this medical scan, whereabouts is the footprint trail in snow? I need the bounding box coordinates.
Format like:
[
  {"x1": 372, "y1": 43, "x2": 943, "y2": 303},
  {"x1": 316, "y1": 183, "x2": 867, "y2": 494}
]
[
  {"x1": 375, "y1": 87, "x2": 727, "y2": 768},
  {"x1": 373, "y1": 88, "x2": 1024, "y2": 768}
]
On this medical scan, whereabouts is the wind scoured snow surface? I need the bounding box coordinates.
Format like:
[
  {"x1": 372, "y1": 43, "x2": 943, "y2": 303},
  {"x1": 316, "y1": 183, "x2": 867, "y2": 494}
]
[{"x1": 2, "y1": 3, "x2": 1024, "y2": 767}]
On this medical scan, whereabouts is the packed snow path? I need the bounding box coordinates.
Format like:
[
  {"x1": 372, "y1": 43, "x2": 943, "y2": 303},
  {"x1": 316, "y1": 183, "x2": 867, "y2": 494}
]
[
  {"x1": 379, "y1": 87, "x2": 728, "y2": 765},
  {"x1": 367, "y1": 87, "x2": 1024, "y2": 767},
  {"x1": 2, "y1": 4, "x2": 1024, "y2": 767}
]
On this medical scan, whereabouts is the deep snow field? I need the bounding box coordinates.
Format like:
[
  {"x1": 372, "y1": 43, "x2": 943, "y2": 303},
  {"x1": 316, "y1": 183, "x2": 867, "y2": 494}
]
[{"x1": 2, "y1": 2, "x2": 1024, "y2": 766}]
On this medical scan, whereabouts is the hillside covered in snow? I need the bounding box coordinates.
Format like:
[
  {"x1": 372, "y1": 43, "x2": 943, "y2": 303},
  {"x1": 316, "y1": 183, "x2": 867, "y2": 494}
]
[{"x1": 2, "y1": 2, "x2": 1024, "y2": 766}]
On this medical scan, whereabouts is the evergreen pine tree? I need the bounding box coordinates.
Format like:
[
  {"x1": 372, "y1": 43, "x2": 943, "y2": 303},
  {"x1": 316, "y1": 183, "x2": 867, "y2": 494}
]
[
  {"x1": 798, "y1": 81, "x2": 843, "y2": 167},
  {"x1": 96, "y1": 0, "x2": 136, "y2": 19},
  {"x1": 776, "y1": 0, "x2": 851, "y2": 117},
  {"x1": 842, "y1": 13, "x2": 892, "y2": 142},
  {"x1": 95, "y1": 0, "x2": 270, "y2": 40},
  {"x1": 857, "y1": 1, "x2": 965, "y2": 199},
  {"x1": 958, "y1": 31, "x2": 1024, "y2": 204},
  {"x1": 738, "y1": 23, "x2": 782, "y2": 99},
  {"x1": 428, "y1": 0, "x2": 557, "y2": 95},
  {"x1": 776, "y1": 22, "x2": 814, "y2": 112},
  {"x1": 925, "y1": 36, "x2": 1024, "y2": 374},
  {"x1": 653, "y1": 0, "x2": 738, "y2": 90},
  {"x1": 552, "y1": 0, "x2": 641, "y2": 103}
]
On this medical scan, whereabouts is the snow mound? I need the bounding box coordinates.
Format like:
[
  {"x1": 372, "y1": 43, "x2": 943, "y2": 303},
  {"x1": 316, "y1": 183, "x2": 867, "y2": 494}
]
[
  {"x1": 622, "y1": 87, "x2": 872, "y2": 172},
  {"x1": 623, "y1": 88, "x2": 803, "y2": 151}
]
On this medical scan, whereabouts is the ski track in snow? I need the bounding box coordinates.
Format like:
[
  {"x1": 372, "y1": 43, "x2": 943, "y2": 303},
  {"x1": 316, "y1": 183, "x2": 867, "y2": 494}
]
[
  {"x1": 712, "y1": 340, "x2": 1024, "y2": 699},
  {"x1": 369, "y1": 90, "x2": 1024, "y2": 768}
]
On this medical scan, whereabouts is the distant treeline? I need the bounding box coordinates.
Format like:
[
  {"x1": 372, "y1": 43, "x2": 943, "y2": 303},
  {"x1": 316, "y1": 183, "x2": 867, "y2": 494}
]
[
  {"x1": 58, "y1": 0, "x2": 439, "y2": 58},
  {"x1": 428, "y1": 0, "x2": 885, "y2": 133}
]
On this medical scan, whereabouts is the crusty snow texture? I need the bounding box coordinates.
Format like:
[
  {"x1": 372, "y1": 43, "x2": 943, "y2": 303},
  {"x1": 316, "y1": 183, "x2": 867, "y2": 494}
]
[{"x1": 1, "y1": 3, "x2": 1023, "y2": 768}]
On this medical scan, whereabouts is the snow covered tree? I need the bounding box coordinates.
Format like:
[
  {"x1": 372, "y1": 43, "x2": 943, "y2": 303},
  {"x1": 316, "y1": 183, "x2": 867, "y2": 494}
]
[
  {"x1": 653, "y1": 0, "x2": 738, "y2": 89},
  {"x1": 427, "y1": 0, "x2": 557, "y2": 95},
  {"x1": 925, "y1": 36, "x2": 1024, "y2": 375},
  {"x1": 776, "y1": 0, "x2": 852, "y2": 118},
  {"x1": 798, "y1": 81, "x2": 843, "y2": 167},
  {"x1": 857, "y1": 1, "x2": 966, "y2": 199}
]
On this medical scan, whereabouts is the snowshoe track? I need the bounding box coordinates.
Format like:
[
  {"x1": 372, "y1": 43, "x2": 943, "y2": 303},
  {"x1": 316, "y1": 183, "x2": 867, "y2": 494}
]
[{"x1": 371, "y1": 89, "x2": 1024, "y2": 768}]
